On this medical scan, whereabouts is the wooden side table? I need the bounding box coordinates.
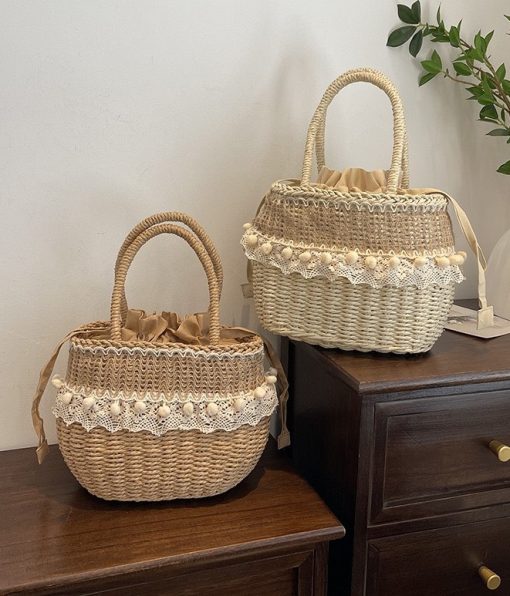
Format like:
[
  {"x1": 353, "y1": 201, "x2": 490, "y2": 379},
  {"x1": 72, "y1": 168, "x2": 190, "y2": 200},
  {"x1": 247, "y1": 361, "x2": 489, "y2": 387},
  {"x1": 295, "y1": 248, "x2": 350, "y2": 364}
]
[
  {"x1": 0, "y1": 441, "x2": 344, "y2": 595},
  {"x1": 284, "y1": 328, "x2": 510, "y2": 595}
]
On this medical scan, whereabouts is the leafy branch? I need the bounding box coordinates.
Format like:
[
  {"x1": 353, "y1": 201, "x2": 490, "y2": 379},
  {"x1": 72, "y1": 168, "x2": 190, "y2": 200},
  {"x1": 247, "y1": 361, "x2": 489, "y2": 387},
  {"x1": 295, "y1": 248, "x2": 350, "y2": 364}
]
[{"x1": 387, "y1": 1, "x2": 510, "y2": 175}]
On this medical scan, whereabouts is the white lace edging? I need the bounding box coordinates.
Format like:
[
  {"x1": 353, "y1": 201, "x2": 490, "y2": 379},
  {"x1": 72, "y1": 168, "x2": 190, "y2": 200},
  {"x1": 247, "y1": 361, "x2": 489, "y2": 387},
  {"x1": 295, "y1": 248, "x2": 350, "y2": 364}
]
[
  {"x1": 53, "y1": 381, "x2": 277, "y2": 435},
  {"x1": 241, "y1": 230, "x2": 465, "y2": 289}
]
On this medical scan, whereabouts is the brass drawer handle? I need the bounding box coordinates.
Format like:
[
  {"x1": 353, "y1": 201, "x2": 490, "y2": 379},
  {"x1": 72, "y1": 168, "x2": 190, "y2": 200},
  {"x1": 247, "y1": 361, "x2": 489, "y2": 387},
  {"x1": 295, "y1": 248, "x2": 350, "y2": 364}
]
[
  {"x1": 479, "y1": 566, "x2": 501, "y2": 590},
  {"x1": 489, "y1": 440, "x2": 510, "y2": 462}
]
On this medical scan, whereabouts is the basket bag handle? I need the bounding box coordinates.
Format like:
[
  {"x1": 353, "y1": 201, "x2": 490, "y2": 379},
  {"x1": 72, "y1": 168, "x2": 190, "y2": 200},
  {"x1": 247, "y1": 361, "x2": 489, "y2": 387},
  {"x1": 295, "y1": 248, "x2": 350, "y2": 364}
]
[
  {"x1": 115, "y1": 212, "x2": 223, "y2": 323},
  {"x1": 302, "y1": 68, "x2": 409, "y2": 192},
  {"x1": 111, "y1": 221, "x2": 222, "y2": 343}
]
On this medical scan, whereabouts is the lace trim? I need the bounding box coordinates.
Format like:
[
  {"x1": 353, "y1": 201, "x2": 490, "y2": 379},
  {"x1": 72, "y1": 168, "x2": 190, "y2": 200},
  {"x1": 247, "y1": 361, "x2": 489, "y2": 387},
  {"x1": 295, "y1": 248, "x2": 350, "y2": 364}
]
[
  {"x1": 53, "y1": 380, "x2": 278, "y2": 435},
  {"x1": 242, "y1": 231, "x2": 465, "y2": 289}
]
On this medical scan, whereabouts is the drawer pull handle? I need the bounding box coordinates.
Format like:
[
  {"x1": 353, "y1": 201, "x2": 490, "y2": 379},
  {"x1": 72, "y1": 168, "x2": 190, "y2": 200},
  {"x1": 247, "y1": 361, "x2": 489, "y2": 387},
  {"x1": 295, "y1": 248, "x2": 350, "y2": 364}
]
[
  {"x1": 489, "y1": 440, "x2": 510, "y2": 462},
  {"x1": 479, "y1": 566, "x2": 501, "y2": 590}
]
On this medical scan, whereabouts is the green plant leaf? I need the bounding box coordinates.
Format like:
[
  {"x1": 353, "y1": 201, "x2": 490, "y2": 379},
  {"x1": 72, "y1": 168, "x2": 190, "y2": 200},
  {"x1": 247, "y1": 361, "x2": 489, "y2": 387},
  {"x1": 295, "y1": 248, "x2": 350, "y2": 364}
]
[
  {"x1": 485, "y1": 30, "x2": 494, "y2": 46},
  {"x1": 398, "y1": 4, "x2": 419, "y2": 24},
  {"x1": 411, "y1": 1, "x2": 421, "y2": 22},
  {"x1": 387, "y1": 25, "x2": 417, "y2": 47},
  {"x1": 453, "y1": 61, "x2": 471, "y2": 76},
  {"x1": 421, "y1": 61, "x2": 441, "y2": 74},
  {"x1": 496, "y1": 64, "x2": 507, "y2": 82},
  {"x1": 449, "y1": 26, "x2": 460, "y2": 47},
  {"x1": 506, "y1": 15, "x2": 510, "y2": 22},
  {"x1": 431, "y1": 31, "x2": 450, "y2": 43},
  {"x1": 421, "y1": 50, "x2": 443, "y2": 74},
  {"x1": 474, "y1": 31, "x2": 486, "y2": 55},
  {"x1": 481, "y1": 76, "x2": 495, "y2": 100},
  {"x1": 467, "y1": 86, "x2": 483, "y2": 99},
  {"x1": 436, "y1": 5, "x2": 442, "y2": 25},
  {"x1": 478, "y1": 95, "x2": 496, "y2": 106},
  {"x1": 502, "y1": 80, "x2": 510, "y2": 94},
  {"x1": 409, "y1": 30, "x2": 423, "y2": 56},
  {"x1": 480, "y1": 104, "x2": 498, "y2": 120},
  {"x1": 465, "y1": 47, "x2": 484, "y2": 62},
  {"x1": 497, "y1": 160, "x2": 510, "y2": 174},
  {"x1": 419, "y1": 72, "x2": 437, "y2": 86},
  {"x1": 487, "y1": 129, "x2": 510, "y2": 136}
]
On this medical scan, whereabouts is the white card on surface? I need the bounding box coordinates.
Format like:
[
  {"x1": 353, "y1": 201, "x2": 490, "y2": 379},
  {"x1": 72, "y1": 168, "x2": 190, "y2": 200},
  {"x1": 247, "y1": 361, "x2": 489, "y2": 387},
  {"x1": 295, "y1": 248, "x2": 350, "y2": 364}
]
[{"x1": 445, "y1": 305, "x2": 510, "y2": 339}]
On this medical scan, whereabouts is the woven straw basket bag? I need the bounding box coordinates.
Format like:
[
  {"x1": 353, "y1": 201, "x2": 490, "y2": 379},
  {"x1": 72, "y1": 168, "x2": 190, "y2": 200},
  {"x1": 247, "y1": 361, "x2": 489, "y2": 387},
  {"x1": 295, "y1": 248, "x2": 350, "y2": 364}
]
[
  {"x1": 32, "y1": 212, "x2": 289, "y2": 501},
  {"x1": 241, "y1": 68, "x2": 492, "y2": 354}
]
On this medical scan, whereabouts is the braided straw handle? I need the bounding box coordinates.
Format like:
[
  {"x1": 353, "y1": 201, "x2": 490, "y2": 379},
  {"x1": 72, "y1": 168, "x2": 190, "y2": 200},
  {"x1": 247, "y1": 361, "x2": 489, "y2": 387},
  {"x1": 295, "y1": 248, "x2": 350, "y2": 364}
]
[
  {"x1": 115, "y1": 212, "x2": 223, "y2": 321},
  {"x1": 302, "y1": 68, "x2": 409, "y2": 192},
  {"x1": 111, "y1": 222, "x2": 222, "y2": 343}
]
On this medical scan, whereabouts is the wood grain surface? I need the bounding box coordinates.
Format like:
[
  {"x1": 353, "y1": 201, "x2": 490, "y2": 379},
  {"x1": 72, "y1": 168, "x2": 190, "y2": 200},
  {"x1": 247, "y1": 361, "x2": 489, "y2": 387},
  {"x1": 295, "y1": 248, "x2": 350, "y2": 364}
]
[{"x1": 0, "y1": 441, "x2": 344, "y2": 595}]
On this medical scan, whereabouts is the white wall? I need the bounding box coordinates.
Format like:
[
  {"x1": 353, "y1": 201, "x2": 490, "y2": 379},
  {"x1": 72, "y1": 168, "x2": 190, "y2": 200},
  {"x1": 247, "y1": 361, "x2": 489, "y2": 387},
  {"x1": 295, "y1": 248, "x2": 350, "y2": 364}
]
[{"x1": 1, "y1": 0, "x2": 509, "y2": 450}]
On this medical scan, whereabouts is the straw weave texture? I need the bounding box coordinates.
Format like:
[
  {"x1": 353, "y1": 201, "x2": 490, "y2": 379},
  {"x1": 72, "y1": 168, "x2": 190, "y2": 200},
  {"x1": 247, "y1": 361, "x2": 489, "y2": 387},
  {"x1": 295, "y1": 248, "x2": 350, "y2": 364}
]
[
  {"x1": 243, "y1": 69, "x2": 460, "y2": 353},
  {"x1": 50, "y1": 213, "x2": 276, "y2": 500},
  {"x1": 252, "y1": 262, "x2": 454, "y2": 353},
  {"x1": 57, "y1": 418, "x2": 270, "y2": 501},
  {"x1": 255, "y1": 189, "x2": 455, "y2": 255}
]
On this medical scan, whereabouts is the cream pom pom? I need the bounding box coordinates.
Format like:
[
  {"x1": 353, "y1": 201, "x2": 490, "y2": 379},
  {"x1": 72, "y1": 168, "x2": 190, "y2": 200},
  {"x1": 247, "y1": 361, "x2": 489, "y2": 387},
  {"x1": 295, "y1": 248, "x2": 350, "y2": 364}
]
[
  {"x1": 158, "y1": 404, "x2": 171, "y2": 418},
  {"x1": 388, "y1": 256, "x2": 400, "y2": 269},
  {"x1": 345, "y1": 251, "x2": 359, "y2": 265},
  {"x1": 261, "y1": 242, "x2": 273, "y2": 255},
  {"x1": 320, "y1": 252, "x2": 333, "y2": 265},
  {"x1": 134, "y1": 400, "x2": 146, "y2": 413},
  {"x1": 268, "y1": 367, "x2": 277, "y2": 376},
  {"x1": 281, "y1": 247, "x2": 293, "y2": 260},
  {"x1": 364, "y1": 256, "x2": 378, "y2": 270},
  {"x1": 110, "y1": 402, "x2": 122, "y2": 416},
  {"x1": 246, "y1": 234, "x2": 258, "y2": 247},
  {"x1": 414, "y1": 256, "x2": 428, "y2": 268},
  {"x1": 458, "y1": 250, "x2": 467, "y2": 259},
  {"x1": 82, "y1": 396, "x2": 95, "y2": 411},
  {"x1": 242, "y1": 222, "x2": 252, "y2": 230},
  {"x1": 182, "y1": 402, "x2": 194, "y2": 417},
  {"x1": 233, "y1": 398, "x2": 246, "y2": 412},
  {"x1": 62, "y1": 391, "x2": 73, "y2": 405},
  {"x1": 266, "y1": 375, "x2": 277, "y2": 384},
  {"x1": 254, "y1": 386, "x2": 266, "y2": 399},
  {"x1": 206, "y1": 402, "x2": 219, "y2": 417},
  {"x1": 449, "y1": 254, "x2": 465, "y2": 266},
  {"x1": 436, "y1": 256, "x2": 450, "y2": 268},
  {"x1": 299, "y1": 251, "x2": 312, "y2": 263},
  {"x1": 51, "y1": 376, "x2": 64, "y2": 389}
]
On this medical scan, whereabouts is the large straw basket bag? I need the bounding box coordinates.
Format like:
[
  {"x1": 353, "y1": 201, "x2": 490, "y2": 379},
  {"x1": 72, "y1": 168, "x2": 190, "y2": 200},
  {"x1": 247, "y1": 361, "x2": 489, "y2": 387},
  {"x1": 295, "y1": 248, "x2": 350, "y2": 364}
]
[
  {"x1": 32, "y1": 212, "x2": 288, "y2": 501},
  {"x1": 241, "y1": 68, "x2": 492, "y2": 353}
]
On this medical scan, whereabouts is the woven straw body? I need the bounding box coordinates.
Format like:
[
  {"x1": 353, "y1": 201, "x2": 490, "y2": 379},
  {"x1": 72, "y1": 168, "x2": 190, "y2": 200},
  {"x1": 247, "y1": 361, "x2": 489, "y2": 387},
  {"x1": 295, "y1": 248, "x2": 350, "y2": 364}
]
[
  {"x1": 57, "y1": 418, "x2": 270, "y2": 501},
  {"x1": 33, "y1": 212, "x2": 283, "y2": 501},
  {"x1": 241, "y1": 69, "x2": 468, "y2": 354},
  {"x1": 252, "y1": 262, "x2": 455, "y2": 353}
]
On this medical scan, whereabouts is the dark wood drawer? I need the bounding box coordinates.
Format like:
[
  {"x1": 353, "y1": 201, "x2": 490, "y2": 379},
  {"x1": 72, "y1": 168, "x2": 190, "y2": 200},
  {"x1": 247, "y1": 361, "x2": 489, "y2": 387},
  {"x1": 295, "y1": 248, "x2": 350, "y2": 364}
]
[
  {"x1": 366, "y1": 516, "x2": 510, "y2": 595},
  {"x1": 370, "y1": 391, "x2": 510, "y2": 523}
]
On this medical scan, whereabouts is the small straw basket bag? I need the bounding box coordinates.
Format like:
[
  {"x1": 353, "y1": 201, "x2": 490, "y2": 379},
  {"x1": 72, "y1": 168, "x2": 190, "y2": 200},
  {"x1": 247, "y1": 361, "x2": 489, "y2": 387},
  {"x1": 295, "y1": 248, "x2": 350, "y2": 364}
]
[
  {"x1": 241, "y1": 68, "x2": 492, "y2": 353},
  {"x1": 32, "y1": 212, "x2": 288, "y2": 501}
]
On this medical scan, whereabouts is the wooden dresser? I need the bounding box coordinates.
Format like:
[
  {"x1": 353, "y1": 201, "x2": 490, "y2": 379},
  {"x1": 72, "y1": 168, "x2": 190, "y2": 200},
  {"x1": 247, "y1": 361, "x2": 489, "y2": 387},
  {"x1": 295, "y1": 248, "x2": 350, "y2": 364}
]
[
  {"x1": 0, "y1": 441, "x2": 344, "y2": 595},
  {"x1": 284, "y1": 328, "x2": 510, "y2": 595}
]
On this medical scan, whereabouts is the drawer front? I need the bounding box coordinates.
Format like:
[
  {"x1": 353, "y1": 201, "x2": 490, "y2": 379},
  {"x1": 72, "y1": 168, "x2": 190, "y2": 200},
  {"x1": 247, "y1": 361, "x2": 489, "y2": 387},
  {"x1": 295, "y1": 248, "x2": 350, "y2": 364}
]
[
  {"x1": 370, "y1": 390, "x2": 510, "y2": 523},
  {"x1": 366, "y1": 516, "x2": 510, "y2": 596},
  {"x1": 27, "y1": 549, "x2": 320, "y2": 595}
]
